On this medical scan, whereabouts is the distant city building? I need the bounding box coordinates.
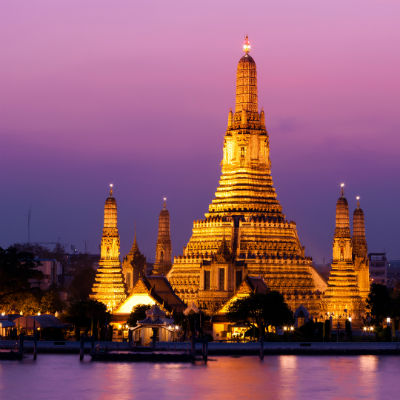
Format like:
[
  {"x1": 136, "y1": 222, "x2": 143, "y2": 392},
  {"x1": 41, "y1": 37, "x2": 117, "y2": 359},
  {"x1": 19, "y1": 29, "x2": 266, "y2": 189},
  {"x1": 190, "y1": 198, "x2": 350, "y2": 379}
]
[
  {"x1": 387, "y1": 260, "x2": 400, "y2": 288},
  {"x1": 369, "y1": 253, "x2": 388, "y2": 286},
  {"x1": 30, "y1": 259, "x2": 63, "y2": 291}
]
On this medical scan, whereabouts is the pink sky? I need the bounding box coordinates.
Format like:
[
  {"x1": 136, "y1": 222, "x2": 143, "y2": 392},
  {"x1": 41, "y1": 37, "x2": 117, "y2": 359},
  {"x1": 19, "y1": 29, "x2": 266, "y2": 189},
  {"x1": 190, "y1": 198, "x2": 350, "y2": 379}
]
[{"x1": 1, "y1": 0, "x2": 399, "y2": 262}]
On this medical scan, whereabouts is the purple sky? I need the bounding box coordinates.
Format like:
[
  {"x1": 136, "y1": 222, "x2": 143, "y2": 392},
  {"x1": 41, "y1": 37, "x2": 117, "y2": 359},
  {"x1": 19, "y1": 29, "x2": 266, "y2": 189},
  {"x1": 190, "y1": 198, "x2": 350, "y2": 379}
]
[{"x1": 1, "y1": 1, "x2": 400, "y2": 263}]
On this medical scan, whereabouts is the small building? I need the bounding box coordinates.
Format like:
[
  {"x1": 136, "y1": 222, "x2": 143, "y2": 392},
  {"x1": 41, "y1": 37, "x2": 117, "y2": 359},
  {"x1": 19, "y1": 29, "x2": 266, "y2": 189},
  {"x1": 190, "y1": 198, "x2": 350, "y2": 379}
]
[
  {"x1": 131, "y1": 305, "x2": 178, "y2": 346},
  {"x1": 369, "y1": 253, "x2": 388, "y2": 286},
  {"x1": 112, "y1": 275, "x2": 186, "y2": 340},
  {"x1": 13, "y1": 314, "x2": 68, "y2": 339}
]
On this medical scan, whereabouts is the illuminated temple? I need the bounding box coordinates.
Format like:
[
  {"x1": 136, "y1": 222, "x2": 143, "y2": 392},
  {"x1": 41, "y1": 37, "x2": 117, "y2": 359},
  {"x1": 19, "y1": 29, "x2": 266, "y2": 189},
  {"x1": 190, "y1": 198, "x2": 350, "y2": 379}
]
[
  {"x1": 91, "y1": 185, "x2": 127, "y2": 311},
  {"x1": 323, "y1": 186, "x2": 369, "y2": 325},
  {"x1": 167, "y1": 37, "x2": 327, "y2": 315}
]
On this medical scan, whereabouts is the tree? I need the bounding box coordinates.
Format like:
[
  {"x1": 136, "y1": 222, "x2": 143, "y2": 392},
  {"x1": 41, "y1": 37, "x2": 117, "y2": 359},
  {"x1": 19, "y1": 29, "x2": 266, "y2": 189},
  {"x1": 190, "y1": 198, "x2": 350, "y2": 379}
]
[
  {"x1": 127, "y1": 304, "x2": 151, "y2": 327},
  {"x1": 0, "y1": 246, "x2": 43, "y2": 311},
  {"x1": 227, "y1": 292, "x2": 293, "y2": 339},
  {"x1": 63, "y1": 300, "x2": 110, "y2": 339},
  {"x1": 367, "y1": 284, "x2": 393, "y2": 324},
  {"x1": 68, "y1": 265, "x2": 96, "y2": 301},
  {"x1": 41, "y1": 288, "x2": 65, "y2": 314}
]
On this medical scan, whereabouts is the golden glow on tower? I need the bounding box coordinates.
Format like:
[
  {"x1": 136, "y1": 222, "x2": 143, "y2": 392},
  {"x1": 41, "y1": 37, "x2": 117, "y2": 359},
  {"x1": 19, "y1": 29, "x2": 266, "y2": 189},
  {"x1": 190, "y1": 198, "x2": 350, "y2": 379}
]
[
  {"x1": 324, "y1": 185, "x2": 364, "y2": 325},
  {"x1": 168, "y1": 38, "x2": 326, "y2": 314},
  {"x1": 91, "y1": 185, "x2": 126, "y2": 311}
]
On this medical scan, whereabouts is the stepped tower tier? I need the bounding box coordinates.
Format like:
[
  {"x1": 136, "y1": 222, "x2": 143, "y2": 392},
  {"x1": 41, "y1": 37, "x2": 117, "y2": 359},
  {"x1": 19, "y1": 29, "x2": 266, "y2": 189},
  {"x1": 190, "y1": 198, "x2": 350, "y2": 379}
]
[
  {"x1": 152, "y1": 197, "x2": 172, "y2": 276},
  {"x1": 324, "y1": 185, "x2": 364, "y2": 325},
  {"x1": 168, "y1": 37, "x2": 326, "y2": 315},
  {"x1": 91, "y1": 184, "x2": 126, "y2": 311}
]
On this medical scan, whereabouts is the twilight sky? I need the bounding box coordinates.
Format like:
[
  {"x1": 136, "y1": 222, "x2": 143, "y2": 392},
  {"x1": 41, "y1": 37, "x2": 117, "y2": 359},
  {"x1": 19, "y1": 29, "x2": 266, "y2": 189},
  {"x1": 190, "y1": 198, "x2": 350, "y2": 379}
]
[{"x1": 1, "y1": 0, "x2": 399, "y2": 263}]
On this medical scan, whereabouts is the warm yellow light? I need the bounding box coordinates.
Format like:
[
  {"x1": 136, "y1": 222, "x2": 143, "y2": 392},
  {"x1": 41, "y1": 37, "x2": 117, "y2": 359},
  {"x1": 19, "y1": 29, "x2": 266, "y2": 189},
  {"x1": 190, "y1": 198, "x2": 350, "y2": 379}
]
[
  {"x1": 356, "y1": 196, "x2": 360, "y2": 201},
  {"x1": 37, "y1": 312, "x2": 41, "y2": 316},
  {"x1": 109, "y1": 183, "x2": 114, "y2": 188},
  {"x1": 386, "y1": 317, "x2": 391, "y2": 324},
  {"x1": 348, "y1": 317, "x2": 352, "y2": 322},
  {"x1": 363, "y1": 327, "x2": 367, "y2": 331},
  {"x1": 290, "y1": 326, "x2": 294, "y2": 331},
  {"x1": 243, "y1": 35, "x2": 251, "y2": 54},
  {"x1": 340, "y1": 183, "x2": 345, "y2": 188}
]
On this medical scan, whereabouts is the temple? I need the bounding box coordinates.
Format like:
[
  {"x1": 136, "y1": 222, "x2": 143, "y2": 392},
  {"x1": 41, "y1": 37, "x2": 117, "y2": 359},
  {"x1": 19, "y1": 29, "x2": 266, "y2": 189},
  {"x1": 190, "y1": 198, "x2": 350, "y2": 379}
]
[
  {"x1": 91, "y1": 184, "x2": 127, "y2": 311},
  {"x1": 323, "y1": 185, "x2": 367, "y2": 325},
  {"x1": 167, "y1": 36, "x2": 326, "y2": 316},
  {"x1": 122, "y1": 232, "x2": 147, "y2": 293},
  {"x1": 152, "y1": 198, "x2": 172, "y2": 276}
]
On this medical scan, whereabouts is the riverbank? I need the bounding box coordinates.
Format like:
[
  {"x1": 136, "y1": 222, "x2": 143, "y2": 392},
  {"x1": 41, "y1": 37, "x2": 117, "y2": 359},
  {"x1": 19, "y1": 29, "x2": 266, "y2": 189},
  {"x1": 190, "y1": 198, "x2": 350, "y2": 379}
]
[{"x1": 2, "y1": 340, "x2": 400, "y2": 356}]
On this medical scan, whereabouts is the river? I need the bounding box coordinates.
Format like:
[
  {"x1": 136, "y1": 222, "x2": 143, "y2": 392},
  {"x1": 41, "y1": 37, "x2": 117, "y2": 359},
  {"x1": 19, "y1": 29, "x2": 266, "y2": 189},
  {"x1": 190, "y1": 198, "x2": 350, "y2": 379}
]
[{"x1": 0, "y1": 355, "x2": 399, "y2": 399}]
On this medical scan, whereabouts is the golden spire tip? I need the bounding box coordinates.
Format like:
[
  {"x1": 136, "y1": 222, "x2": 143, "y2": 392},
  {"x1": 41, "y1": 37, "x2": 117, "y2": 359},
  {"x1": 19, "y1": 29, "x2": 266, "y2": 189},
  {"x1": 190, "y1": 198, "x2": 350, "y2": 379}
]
[
  {"x1": 340, "y1": 182, "x2": 345, "y2": 197},
  {"x1": 243, "y1": 35, "x2": 251, "y2": 54},
  {"x1": 109, "y1": 183, "x2": 114, "y2": 196}
]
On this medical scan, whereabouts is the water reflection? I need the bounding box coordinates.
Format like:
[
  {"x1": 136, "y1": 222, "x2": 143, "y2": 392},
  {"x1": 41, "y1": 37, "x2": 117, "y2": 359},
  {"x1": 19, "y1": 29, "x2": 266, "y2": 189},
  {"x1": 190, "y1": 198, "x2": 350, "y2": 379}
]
[{"x1": 0, "y1": 355, "x2": 399, "y2": 400}]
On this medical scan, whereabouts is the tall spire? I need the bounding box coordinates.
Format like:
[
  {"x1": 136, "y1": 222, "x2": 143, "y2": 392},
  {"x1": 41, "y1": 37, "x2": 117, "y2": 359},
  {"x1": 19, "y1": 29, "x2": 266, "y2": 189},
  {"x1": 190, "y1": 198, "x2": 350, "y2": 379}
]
[
  {"x1": 153, "y1": 197, "x2": 172, "y2": 276},
  {"x1": 235, "y1": 35, "x2": 258, "y2": 114},
  {"x1": 91, "y1": 184, "x2": 126, "y2": 310},
  {"x1": 352, "y1": 196, "x2": 368, "y2": 258},
  {"x1": 335, "y1": 183, "x2": 350, "y2": 239}
]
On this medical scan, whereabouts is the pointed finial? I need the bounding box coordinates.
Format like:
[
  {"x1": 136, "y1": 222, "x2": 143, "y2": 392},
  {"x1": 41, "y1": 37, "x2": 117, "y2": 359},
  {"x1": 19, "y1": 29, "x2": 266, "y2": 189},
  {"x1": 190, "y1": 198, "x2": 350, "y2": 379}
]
[
  {"x1": 163, "y1": 196, "x2": 167, "y2": 209},
  {"x1": 109, "y1": 183, "x2": 114, "y2": 196},
  {"x1": 340, "y1": 182, "x2": 345, "y2": 197},
  {"x1": 260, "y1": 108, "x2": 266, "y2": 129},
  {"x1": 243, "y1": 35, "x2": 251, "y2": 54},
  {"x1": 356, "y1": 196, "x2": 360, "y2": 208},
  {"x1": 227, "y1": 109, "x2": 233, "y2": 129}
]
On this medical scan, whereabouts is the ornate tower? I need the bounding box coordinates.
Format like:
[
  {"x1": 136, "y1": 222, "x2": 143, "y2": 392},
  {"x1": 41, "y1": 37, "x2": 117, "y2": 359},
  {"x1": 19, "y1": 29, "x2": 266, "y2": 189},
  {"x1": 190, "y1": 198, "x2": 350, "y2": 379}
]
[
  {"x1": 91, "y1": 184, "x2": 126, "y2": 310},
  {"x1": 168, "y1": 37, "x2": 326, "y2": 314},
  {"x1": 152, "y1": 197, "x2": 172, "y2": 276},
  {"x1": 352, "y1": 196, "x2": 370, "y2": 299},
  {"x1": 324, "y1": 184, "x2": 363, "y2": 324},
  {"x1": 122, "y1": 232, "x2": 147, "y2": 293}
]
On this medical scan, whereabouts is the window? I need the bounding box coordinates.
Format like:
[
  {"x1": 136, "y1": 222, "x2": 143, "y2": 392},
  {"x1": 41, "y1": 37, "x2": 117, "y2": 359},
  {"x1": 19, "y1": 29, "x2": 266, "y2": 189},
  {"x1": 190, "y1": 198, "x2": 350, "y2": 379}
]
[
  {"x1": 204, "y1": 270, "x2": 211, "y2": 290},
  {"x1": 235, "y1": 270, "x2": 242, "y2": 289},
  {"x1": 219, "y1": 268, "x2": 225, "y2": 291}
]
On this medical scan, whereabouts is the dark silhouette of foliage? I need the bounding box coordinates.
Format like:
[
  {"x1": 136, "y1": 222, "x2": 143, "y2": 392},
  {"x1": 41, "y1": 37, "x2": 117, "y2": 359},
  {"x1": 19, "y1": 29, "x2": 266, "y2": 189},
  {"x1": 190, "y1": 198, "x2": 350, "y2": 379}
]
[
  {"x1": 0, "y1": 246, "x2": 43, "y2": 309},
  {"x1": 63, "y1": 299, "x2": 110, "y2": 339},
  {"x1": 367, "y1": 284, "x2": 393, "y2": 324},
  {"x1": 127, "y1": 304, "x2": 151, "y2": 327},
  {"x1": 227, "y1": 292, "x2": 293, "y2": 338},
  {"x1": 40, "y1": 288, "x2": 65, "y2": 314}
]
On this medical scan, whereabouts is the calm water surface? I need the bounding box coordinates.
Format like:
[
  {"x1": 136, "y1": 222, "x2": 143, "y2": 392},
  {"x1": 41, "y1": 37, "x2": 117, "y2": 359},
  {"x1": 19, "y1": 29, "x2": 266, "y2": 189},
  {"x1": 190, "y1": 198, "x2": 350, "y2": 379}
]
[{"x1": 1, "y1": 355, "x2": 400, "y2": 400}]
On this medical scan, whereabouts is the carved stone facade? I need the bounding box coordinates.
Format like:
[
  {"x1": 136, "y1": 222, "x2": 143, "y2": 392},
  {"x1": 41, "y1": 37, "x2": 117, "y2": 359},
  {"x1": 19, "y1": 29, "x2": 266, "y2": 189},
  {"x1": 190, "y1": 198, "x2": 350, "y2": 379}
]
[
  {"x1": 91, "y1": 185, "x2": 127, "y2": 311},
  {"x1": 167, "y1": 39, "x2": 326, "y2": 316}
]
